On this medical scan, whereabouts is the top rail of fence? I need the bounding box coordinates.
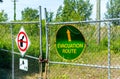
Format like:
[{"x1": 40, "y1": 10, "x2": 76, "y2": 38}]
[
  {"x1": 0, "y1": 21, "x2": 39, "y2": 24},
  {"x1": 47, "y1": 18, "x2": 120, "y2": 25}
]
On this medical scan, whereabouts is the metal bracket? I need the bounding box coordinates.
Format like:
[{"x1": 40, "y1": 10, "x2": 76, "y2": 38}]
[{"x1": 39, "y1": 56, "x2": 48, "y2": 63}]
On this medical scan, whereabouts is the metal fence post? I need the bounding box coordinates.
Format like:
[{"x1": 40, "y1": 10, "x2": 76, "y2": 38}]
[
  {"x1": 39, "y1": 6, "x2": 43, "y2": 79},
  {"x1": 96, "y1": 0, "x2": 101, "y2": 44},
  {"x1": 108, "y1": 23, "x2": 111, "y2": 79},
  {"x1": 44, "y1": 8, "x2": 49, "y2": 79},
  {"x1": 10, "y1": 25, "x2": 14, "y2": 79},
  {"x1": 45, "y1": 8, "x2": 48, "y2": 61}
]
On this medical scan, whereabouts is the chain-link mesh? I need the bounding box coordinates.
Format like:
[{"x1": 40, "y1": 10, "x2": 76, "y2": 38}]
[
  {"x1": 13, "y1": 24, "x2": 41, "y2": 79},
  {"x1": 0, "y1": 24, "x2": 12, "y2": 79},
  {"x1": 47, "y1": 22, "x2": 119, "y2": 79},
  {"x1": 49, "y1": 64, "x2": 108, "y2": 79},
  {"x1": 14, "y1": 55, "x2": 40, "y2": 79},
  {"x1": 0, "y1": 23, "x2": 42, "y2": 79},
  {"x1": 111, "y1": 26, "x2": 120, "y2": 79},
  {"x1": 0, "y1": 21, "x2": 120, "y2": 79}
]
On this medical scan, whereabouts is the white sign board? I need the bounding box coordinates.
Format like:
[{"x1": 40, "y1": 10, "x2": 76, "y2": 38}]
[
  {"x1": 19, "y1": 58, "x2": 28, "y2": 71},
  {"x1": 15, "y1": 27, "x2": 30, "y2": 57}
]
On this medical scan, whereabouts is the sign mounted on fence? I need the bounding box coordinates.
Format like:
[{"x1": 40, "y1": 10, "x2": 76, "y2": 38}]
[
  {"x1": 19, "y1": 58, "x2": 28, "y2": 71},
  {"x1": 15, "y1": 27, "x2": 30, "y2": 57},
  {"x1": 56, "y1": 25, "x2": 85, "y2": 60}
]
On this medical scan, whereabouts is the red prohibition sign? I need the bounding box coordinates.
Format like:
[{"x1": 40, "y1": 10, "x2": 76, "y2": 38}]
[{"x1": 17, "y1": 31, "x2": 28, "y2": 52}]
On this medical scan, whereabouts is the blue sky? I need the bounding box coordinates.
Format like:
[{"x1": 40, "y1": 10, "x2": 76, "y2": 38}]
[{"x1": 0, "y1": 0, "x2": 108, "y2": 21}]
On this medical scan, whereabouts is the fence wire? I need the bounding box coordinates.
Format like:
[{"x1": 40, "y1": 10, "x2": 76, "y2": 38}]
[
  {"x1": 47, "y1": 21, "x2": 120, "y2": 79},
  {"x1": 111, "y1": 26, "x2": 120, "y2": 79},
  {"x1": 0, "y1": 24, "x2": 12, "y2": 79},
  {"x1": 13, "y1": 24, "x2": 40, "y2": 79},
  {"x1": 0, "y1": 20, "x2": 120, "y2": 79},
  {"x1": 0, "y1": 23, "x2": 42, "y2": 79}
]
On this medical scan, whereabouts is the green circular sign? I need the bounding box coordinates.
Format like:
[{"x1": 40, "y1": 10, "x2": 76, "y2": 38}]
[{"x1": 56, "y1": 25, "x2": 85, "y2": 60}]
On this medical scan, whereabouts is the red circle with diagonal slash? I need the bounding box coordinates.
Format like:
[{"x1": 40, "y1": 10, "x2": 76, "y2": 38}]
[{"x1": 17, "y1": 31, "x2": 28, "y2": 52}]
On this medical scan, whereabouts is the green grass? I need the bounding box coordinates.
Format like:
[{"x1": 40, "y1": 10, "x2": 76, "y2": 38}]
[
  {"x1": 0, "y1": 25, "x2": 120, "y2": 79},
  {"x1": 48, "y1": 25, "x2": 120, "y2": 79}
]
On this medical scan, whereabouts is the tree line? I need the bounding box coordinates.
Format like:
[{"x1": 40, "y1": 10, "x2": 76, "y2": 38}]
[{"x1": 0, "y1": 0, "x2": 120, "y2": 26}]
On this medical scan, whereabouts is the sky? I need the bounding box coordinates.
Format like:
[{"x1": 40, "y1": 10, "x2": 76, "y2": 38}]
[{"x1": 0, "y1": 0, "x2": 108, "y2": 21}]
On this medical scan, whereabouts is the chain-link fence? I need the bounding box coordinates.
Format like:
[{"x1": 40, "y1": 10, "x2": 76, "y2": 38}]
[
  {"x1": 0, "y1": 6, "x2": 120, "y2": 79},
  {"x1": 13, "y1": 23, "x2": 41, "y2": 79},
  {"x1": 45, "y1": 19, "x2": 120, "y2": 79},
  {"x1": 111, "y1": 26, "x2": 120, "y2": 79},
  {"x1": 0, "y1": 21, "x2": 43, "y2": 79},
  {"x1": 0, "y1": 24, "x2": 12, "y2": 79},
  {"x1": 0, "y1": 6, "x2": 44, "y2": 79}
]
